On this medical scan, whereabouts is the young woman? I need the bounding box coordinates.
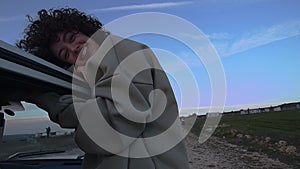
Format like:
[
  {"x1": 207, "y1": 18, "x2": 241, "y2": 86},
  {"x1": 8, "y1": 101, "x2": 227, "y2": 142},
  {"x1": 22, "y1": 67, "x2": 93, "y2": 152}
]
[{"x1": 17, "y1": 8, "x2": 190, "y2": 169}]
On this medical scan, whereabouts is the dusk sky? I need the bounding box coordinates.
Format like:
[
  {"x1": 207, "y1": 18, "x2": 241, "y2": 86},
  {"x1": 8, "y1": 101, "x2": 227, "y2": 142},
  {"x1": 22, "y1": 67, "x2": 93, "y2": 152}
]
[{"x1": 1, "y1": 0, "x2": 300, "y2": 125}]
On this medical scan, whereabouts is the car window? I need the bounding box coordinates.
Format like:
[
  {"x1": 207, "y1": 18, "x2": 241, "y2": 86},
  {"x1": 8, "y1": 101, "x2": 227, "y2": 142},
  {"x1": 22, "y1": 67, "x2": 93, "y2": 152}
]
[{"x1": 0, "y1": 102, "x2": 83, "y2": 161}]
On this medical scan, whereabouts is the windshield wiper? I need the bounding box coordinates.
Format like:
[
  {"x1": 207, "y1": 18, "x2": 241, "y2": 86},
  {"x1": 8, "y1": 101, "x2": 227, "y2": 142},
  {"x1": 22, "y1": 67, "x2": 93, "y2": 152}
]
[{"x1": 7, "y1": 149, "x2": 65, "y2": 161}]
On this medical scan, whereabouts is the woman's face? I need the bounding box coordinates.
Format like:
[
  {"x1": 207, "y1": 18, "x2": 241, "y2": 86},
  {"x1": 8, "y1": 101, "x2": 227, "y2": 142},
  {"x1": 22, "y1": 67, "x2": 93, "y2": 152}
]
[{"x1": 50, "y1": 31, "x2": 99, "y2": 66}]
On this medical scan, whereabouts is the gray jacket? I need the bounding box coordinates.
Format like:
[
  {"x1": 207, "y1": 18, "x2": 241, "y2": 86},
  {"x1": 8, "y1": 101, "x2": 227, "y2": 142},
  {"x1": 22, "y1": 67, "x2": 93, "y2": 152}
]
[{"x1": 35, "y1": 35, "x2": 190, "y2": 169}]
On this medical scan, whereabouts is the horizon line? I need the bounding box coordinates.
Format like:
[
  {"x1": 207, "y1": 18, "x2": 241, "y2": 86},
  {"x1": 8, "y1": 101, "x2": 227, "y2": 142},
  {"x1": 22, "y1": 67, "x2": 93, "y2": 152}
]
[{"x1": 179, "y1": 101, "x2": 300, "y2": 111}]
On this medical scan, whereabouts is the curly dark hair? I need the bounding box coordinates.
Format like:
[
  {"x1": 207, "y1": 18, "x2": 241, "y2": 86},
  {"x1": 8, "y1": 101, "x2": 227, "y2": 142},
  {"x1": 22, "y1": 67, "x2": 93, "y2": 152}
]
[{"x1": 17, "y1": 8, "x2": 104, "y2": 68}]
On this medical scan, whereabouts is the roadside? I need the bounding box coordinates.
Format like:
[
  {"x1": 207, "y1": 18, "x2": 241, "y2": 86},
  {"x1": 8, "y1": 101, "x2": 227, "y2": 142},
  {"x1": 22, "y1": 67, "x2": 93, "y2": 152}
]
[{"x1": 185, "y1": 132, "x2": 293, "y2": 169}]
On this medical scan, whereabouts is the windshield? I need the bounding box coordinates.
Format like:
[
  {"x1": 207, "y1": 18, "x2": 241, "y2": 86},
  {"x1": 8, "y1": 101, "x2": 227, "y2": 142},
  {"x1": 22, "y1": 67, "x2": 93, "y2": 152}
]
[{"x1": 0, "y1": 102, "x2": 83, "y2": 161}]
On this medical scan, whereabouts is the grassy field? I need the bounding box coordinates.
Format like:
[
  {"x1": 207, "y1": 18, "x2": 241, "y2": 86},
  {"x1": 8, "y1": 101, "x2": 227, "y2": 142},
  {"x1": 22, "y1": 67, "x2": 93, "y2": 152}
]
[{"x1": 191, "y1": 109, "x2": 300, "y2": 168}]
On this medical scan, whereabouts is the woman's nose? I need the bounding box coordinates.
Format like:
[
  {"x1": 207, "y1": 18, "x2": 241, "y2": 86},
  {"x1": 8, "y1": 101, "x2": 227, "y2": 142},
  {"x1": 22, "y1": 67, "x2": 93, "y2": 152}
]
[
  {"x1": 68, "y1": 44, "x2": 81, "y2": 56},
  {"x1": 73, "y1": 45, "x2": 81, "y2": 53}
]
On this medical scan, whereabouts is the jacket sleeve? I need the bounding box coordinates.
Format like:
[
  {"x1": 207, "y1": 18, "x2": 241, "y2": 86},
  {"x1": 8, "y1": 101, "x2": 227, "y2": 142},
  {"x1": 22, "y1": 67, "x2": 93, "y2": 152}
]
[{"x1": 35, "y1": 92, "x2": 79, "y2": 128}]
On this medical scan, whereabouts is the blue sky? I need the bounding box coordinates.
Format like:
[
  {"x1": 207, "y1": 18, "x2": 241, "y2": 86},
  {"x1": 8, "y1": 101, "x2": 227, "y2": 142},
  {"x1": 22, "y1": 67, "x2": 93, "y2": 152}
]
[{"x1": 1, "y1": 0, "x2": 300, "y2": 110}]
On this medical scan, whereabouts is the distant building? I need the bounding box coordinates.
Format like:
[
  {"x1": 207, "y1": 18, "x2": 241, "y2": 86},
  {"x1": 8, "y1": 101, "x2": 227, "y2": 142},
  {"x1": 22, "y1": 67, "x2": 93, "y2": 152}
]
[
  {"x1": 229, "y1": 101, "x2": 299, "y2": 117},
  {"x1": 249, "y1": 108, "x2": 262, "y2": 114},
  {"x1": 180, "y1": 113, "x2": 197, "y2": 123},
  {"x1": 224, "y1": 110, "x2": 240, "y2": 116},
  {"x1": 280, "y1": 102, "x2": 300, "y2": 111},
  {"x1": 35, "y1": 133, "x2": 44, "y2": 138},
  {"x1": 241, "y1": 108, "x2": 255, "y2": 115},
  {"x1": 240, "y1": 109, "x2": 248, "y2": 115},
  {"x1": 272, "y1": 106, "x2": 282, "y2": 112},
  {"x1": 240, "y1": 108, "x2": 263, "y2": 115},
  {"x1": 206, "y1": 112, "x2": 222, "y2": 117}
]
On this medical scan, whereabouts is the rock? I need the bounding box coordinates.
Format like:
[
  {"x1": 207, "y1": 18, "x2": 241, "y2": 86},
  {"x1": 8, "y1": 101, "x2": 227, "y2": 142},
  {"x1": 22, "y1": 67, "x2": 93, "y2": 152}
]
[
  {"x1": 279, "y1": 146, "x2": 287, "y2": 152},
  {"x1": 278, "y1": 140, "x2": 287, "y2": 147},
  {"x1": 268, "y1": 146, "x2": 276, "y2": 151},
  {"x1": 236, "y1": 134, "x2": 243, "y2": 138},
  {"x1": 230, "y1": 129, "x2": 238, "y2": 136},
  {"x1": 184, "y1": 132, "x2": 292, "y2": 169},
  {"x1": 285, "y1": 146, "x2": 297, "y2": 154},
  {"x1": 245, "y1": 134, "x2": 252, "y2": 139},
  {"x1": 258, "y1": 140, "x2": 264, "y2": 145},
  {"x1": 265, "y1": 137, "x2": 271, "y2": 143}
]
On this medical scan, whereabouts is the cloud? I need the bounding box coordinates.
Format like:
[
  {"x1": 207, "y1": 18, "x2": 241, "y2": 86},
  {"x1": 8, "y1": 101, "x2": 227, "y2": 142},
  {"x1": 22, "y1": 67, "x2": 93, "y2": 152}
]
[
  {"x1": 89, "y1": 1, "x2": 193, "y2": 12},
  {"x1": 207, "y1": 32, "x2": 234, "y2": 40},
  {"x1": 209, "y1": 21, "x2": 300, "y2": 57},
  {"x1": 0, "y1": 15, "x2": 24, "y2": 22},
  {"x1": 201, "y1": 0, "x2": 274, "y2": 9}
]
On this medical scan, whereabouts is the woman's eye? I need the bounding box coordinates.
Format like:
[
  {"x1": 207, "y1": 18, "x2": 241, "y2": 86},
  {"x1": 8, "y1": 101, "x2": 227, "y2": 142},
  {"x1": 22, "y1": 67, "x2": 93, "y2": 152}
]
[
  {"x1": 70, "y1": 33, "x2": 75, "y2": 42},
  {"x1": 60, "y1": 49, "x2": 69, "y2": 61}
]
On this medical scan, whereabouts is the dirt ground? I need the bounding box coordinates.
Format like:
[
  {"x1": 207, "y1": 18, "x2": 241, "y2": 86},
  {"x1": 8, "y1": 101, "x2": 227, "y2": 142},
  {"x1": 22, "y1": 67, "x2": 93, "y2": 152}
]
[
  {"x1": 1, "y1": 133, "x2": 295, "y2": 168},
  {"x1": 185, "y1": 133, "x2": 293, "y2": 169}
]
